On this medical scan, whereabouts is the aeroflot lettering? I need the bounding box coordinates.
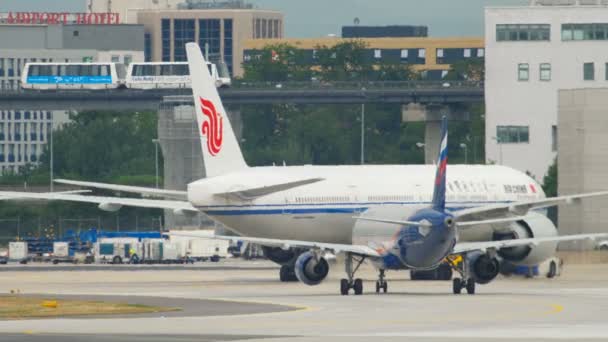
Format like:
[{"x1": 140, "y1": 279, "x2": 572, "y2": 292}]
[
  {"x1": 199, "y1": 97, "x2": 223, "y2": 156},
  {"x1": 4, "y1": 12, "x2": 120, "y2": 25}
]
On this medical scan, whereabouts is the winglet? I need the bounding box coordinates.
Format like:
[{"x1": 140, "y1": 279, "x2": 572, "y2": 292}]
[{"x1": 431, "y1": 116, "x2": 448, "y2": 211}]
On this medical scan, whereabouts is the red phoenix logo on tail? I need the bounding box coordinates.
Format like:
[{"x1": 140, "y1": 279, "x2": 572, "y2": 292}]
[{"x1": 199, "y1": 97, "x2": 223, "y2": 156}]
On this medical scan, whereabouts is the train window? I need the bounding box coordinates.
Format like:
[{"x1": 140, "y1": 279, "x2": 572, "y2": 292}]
[
  {"x1": 66, "y1": 65, "x2": 79, "y2": 75},
  {"x1": 80, "y1": 65, "x2": 92, "y2": 76},
  {"x1": 174, "y1": 64, "x2": 188, "y2": 76},
  {"x1": 160, "y1": 65, "x2": 172, "y2": 76},
  {"x1": 29, "y1": 65, "x2": 40, "y2": 76},
  {"x1": 91, "y1": 65, "x2": 100, "y2": 76},
  {"x1": 100, "y1": 65, "x2": 110, "y2": 76}
]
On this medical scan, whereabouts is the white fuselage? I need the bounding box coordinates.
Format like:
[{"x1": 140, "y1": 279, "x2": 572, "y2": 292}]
[{"x1": 187, "y1": 164, "x2": 545, "y2": 245}]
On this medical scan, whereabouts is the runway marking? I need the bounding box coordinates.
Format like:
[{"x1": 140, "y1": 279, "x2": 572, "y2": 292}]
[
  {"x1": 206, "y1": 297, "x2": 316, "y2": 315},
  {"x1": 548, "y1": 304, "x2": 564, "y2": 314},
  {"x1": 22, "y1": 330, "x2": 36, "y2": 335}
]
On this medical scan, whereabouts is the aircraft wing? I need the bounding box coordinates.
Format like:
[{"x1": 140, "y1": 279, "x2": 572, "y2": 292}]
[
  {"x1": 0, "y1": 191, "x2": 197, "y2": 213},
  {"x1": 453, "y1": 191, "x2": 608, "y2": 223},
  {"x1": 213, "y1": 177, "x2": 324, "y2": 200},
  {"x1": 0, "y1": 190, "x2": 90, "y2": 200},
  {"x1": 452, "y1": 233, "x2": 608, "y2": 254},
  {"x1": 167, "y1": 231, "x2": 381, "y2": 258},
  {"x1": 54, "y1": 179, "x2": 187, "y2": 200}
]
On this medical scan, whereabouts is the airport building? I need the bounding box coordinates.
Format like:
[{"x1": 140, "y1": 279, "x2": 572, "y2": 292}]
[
  {"x1": 484, "y1": 0, "x2": 608, "y2": 180},
  {"x1": 136, "y1": 6, "x2": 283, "y2": 76},
  {"x1": 244, "y1": 37, "x2": 485, "y2": 80},
  {"x1": 341, "y1": 25, "x2": 428, "y2": 38},
  {"x1": 558, "y1": 87, "x2": 608, "y2": 248},
  {"x1": 0, "y1": 21, "x2": 144, "y2": 174}
]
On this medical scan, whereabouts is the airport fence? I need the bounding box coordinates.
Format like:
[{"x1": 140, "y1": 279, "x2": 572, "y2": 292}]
[{"x1": 0, "y1": 216, "x2": 163, "y2": 247}]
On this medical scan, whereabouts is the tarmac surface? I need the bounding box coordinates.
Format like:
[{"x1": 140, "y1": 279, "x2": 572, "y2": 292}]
[{"x1": 0, "y1": 258, "x2": 607, "y2": 341}]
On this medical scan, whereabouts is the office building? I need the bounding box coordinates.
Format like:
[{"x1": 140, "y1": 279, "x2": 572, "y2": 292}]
[
  {"x1": 137, "y1": 6, "x2": 283, "y2": 76},
  {"x1": 244, "y1": 37, "x2": 484, "y2": 80},
  {"x1": 485, "y1": 0, "x2": 608, "y2": 179}
]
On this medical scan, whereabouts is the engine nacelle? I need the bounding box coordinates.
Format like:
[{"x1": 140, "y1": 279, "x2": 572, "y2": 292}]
[
  {"x1": 467, "y1": 251, "x2": 500, "y2": 284},
  {"x1": 98, "y1": 203, "x2": 122, "y2": 212},
  {"x1": 294, "y1": 251, "x2": 329, "y2": 286},
  {"x1": 262, "y1": 246, "x2": 298, "y2": 265},
  {"x1": 493, "y1": 212, "x2": 558, "y2": 266}
]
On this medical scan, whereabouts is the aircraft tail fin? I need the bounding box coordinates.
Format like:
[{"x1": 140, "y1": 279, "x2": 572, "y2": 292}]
[
  {"x1": 186, "y1": 42, "x2": 247, "y2": 177},
  {"x1": 431, "y1": 116, "x2": 448, "y2": 211}
]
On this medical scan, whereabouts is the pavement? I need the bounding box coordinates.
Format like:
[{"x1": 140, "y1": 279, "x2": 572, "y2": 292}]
[{"x1": 0, "y1": 259, "x2": 607, "y2": 341}]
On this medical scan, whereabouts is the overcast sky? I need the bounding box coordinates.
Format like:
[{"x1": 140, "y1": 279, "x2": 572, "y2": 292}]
[{"x1": 0, "y1": 0, "x2": 528, "y2": 37}]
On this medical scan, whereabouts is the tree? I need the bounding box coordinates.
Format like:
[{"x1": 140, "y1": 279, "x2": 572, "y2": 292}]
[
  {"x1": 445, "y1": 58, "x2": 484, "y2": 82},
  {"x1": 316, "y1": 40, "x2": 374, "y2": 81},
  {"x1": 242, "y1": 43, "x2": 312, "y2": 82},
  {"x1": 542, "y1": 157, "x2": 558, "y2": 197}
]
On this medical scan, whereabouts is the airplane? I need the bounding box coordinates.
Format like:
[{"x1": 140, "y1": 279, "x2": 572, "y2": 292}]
[{"x1": 1, "y1": 42, "x2": 607, "y2": 296}]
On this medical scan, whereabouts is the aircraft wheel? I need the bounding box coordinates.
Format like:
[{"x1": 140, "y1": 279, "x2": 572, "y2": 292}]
[
  {"x1": 452, "y1": 278, "x2": 463, "y2": 294},
  {"x1": 382, "y1": 282, "x2": 388, "y2": 293},
  {"x1": 112, "y1": 256, "x2": 122, "y2": 265},
  {"x1": 466, "y1": 278, "x2": 476, "y2": 295},
  {"x1": 340, "y1": 279, "x2": 349, "y2": 295},
  {"x1": 547, "y1": 261, "x2": 557, "y2": 279},
  {"x1": 353, "y1": 278, "x2": 363, "y2": 295}
]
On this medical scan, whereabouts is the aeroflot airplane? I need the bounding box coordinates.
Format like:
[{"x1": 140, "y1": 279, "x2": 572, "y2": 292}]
[{"x1": 3, "y1": 42, "x2": 608, "y2": 295}]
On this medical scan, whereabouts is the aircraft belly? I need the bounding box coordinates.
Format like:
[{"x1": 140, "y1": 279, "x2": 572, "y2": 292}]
[{"x1": 207, "y1": 213, "x2": 355, "y2": 244}]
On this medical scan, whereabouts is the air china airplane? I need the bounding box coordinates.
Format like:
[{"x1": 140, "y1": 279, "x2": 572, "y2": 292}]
[{"x1": 3, "y1": 42, "x2": 608, "y2": 296}]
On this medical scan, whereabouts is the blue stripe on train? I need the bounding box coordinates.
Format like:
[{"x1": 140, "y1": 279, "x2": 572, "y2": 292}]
[{"x1": 27, "y1": 76, "x2": 113, "y2": 84}]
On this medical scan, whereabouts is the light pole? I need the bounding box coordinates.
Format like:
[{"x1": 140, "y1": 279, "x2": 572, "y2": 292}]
[
  {"x1": 360, "y1": 87, "x2": 366, "y2": 165},
  {"x1": 49, "y1": 120, "x2": 54, "y2": 192},
  {"x1": 152, "y1": 139, "x2": 160, "y2": 189},
  {"x1": 459, "y1": 143, "x2": 468, "y2": 164}
]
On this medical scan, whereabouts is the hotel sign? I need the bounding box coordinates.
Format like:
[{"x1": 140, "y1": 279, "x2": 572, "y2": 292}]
[{"x1": 0, "y1": 12, "x2": 121, "y2": 25}]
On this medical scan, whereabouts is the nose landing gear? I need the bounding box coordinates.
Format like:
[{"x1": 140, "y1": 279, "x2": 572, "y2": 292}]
[
  {"x1": 446, "y1": 255, "x2": 475, "y2": 295},
  {"x1": 375, "y1": 269, "x2": 388, "y2": 293}
]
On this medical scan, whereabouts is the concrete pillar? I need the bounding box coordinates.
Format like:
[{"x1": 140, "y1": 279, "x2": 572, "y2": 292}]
[
  {"x1": 402, "y1": 103, "x2": 459, "y2": 164},
  {"x1": 157, "y1": 97, "x2": 243, "y2": 231}
]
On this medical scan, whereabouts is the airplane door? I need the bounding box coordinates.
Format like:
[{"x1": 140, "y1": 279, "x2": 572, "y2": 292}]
[{"x1": 348, "y1": 185, "x2": 361, "y2": 214}]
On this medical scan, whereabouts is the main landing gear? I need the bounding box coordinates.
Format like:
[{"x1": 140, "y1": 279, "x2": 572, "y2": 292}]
[
  {"x1": 340, "y1": 253, "x2": 366, "y2": 295},
  {"x1": 446, "y1": 255, "x2": 475, "y2": 295}
]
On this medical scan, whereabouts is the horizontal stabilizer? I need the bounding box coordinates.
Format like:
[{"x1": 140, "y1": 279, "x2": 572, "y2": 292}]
[
  {"x1": 213, "y1": 177, "x2": 324, "y2": 200},
  {"x1": 453, "y1": 233, "x2": 608, "y2": 254}
]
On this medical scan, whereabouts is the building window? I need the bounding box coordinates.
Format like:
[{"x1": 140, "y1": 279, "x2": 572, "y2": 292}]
[
  {"x1": 496, "y1": 24, "x2": 550, "y2": 41},
  {"x1": 374, "y1": 49, "x2": 382, "y2": 59},
  {"x1": 464, "y1": 48, "x2": 471, "y2": 58},
  {"x1": 551, "y1": 125, "x2": 557, "y2": 152},
  {"x1": 418, "y1": 49, "x2": 426, "y2": 58},
  {"x1": 477, "y1": 48, "x2": 485, "y2": 58},
  {"x1": 199, "y1": 19, "x2": 221, "y2": 62},
  {"x1": 162, "y1": 18, "x2": 171, "y2": 61},
  {"x1": 562, "y1": 23, "x2": 608, "y2": 41},
  {"x1": 174, "y1": 19, "x2": 195, "y2": 62},
  {"x1": 224, "y1": 19, "x2": 233, "y2": 75},
  {"x1": 400, "y1": 49, "x2": 409, "y2": 61},
  {"x1": 0, "y1": 58, "x2": 4, "y2": 77},
  {"x1": 436, "y1": 49, "x2": 444, "y2": 58},
  {"x1": 7, "y1": 58, "x2": 14, "y2": 77},
  {"x1": 540, "y1": 63, "x2": 551, "y2": 81},
  {"x1": 111, "y1": 55, "x2": 119, "y2": 63},
  {"x1": 584, "y1": 62, "x2": 595, "y2": 80},
  {"x1": 518, "y1": 63, "x2": 529, "y2": 81},
  {"x1": 144, "y1": 32, "x2": 152, "y2": 62},
  {"x1": 497, "y1": 126, "x2": 529, "y2": 144}
]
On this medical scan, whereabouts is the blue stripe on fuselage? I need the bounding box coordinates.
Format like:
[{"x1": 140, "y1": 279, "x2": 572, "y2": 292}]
[{"x1": 199, "y1": 201, "x2": 516, "y2": 216}]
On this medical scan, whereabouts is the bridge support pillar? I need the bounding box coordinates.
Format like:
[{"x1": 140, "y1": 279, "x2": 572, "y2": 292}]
[
  {"x1": 402, "y1": 103, "x2": 469, "y2": 164},
  {"x1": 157, "y1": 98, "x2": 242, "y2": 231}
]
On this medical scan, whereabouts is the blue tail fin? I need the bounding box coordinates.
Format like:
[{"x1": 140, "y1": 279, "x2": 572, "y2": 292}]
[{"x1": 431, "y1": 117, "x2": 448, "y2": 211}]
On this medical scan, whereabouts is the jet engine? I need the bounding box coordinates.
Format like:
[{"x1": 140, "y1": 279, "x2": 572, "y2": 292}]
[
  {"x1": 467, "y1": 251, "x2": 500, "y2": 284},
  {"x1": 294, "y1": 251, "x2": 330, "y2": 286},
  {"x1": 492, "y1": 212, "x2": 558, "y2": 266}
]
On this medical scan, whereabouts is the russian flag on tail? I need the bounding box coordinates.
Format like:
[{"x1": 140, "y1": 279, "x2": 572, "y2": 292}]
[{"x1": 431, "y1": 116, "x2": 448, "y2": 211}]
